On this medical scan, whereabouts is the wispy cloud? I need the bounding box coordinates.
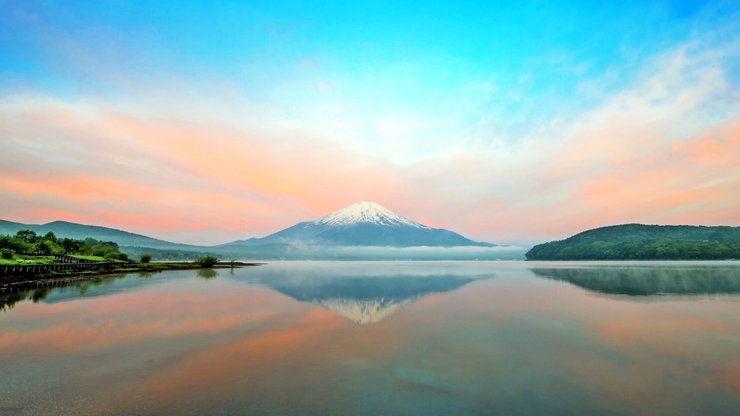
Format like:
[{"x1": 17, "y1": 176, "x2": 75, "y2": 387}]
[{"x1": 0, "y1": 8, "x2": 737, "y2": 245}]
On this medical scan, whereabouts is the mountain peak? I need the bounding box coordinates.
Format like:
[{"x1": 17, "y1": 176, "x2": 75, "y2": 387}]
[{"x1": 315, "y1": 201, "x2": 427, "y2": 229}]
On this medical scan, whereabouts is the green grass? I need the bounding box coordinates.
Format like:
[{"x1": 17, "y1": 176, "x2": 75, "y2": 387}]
[
  {"x1": 69, "y1": 255, "x2": 108, "y2": 261},
  {"x1": 70, "y1": 255, "x2": 130, "y2": 263},
  {"x1": 0, "y1": 255, "x2": 57, "y2": 265},
  {"x1": 0, "y1": 254, "x2": 130, "y2": 265}
]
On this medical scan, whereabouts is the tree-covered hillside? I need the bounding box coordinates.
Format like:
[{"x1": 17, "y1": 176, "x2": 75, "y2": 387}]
[
  {"x1": 526, "y1": 224, "x2": 740, "y2": 260},
  {"x1": 0, "y1": 220, "x2": 217, "y2": 260},
  {"x1": 0, "y1": 230, "x2": 129, "y2": 262},
  {"x1": 0, "y1": 220, "x2": 196, "y2": 250}
]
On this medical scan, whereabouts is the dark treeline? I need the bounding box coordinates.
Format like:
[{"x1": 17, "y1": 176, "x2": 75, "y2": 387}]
[
  {"x1": 526, "y1": 224, "x2": 740, "y2": 260},
  {"x1": 0, "y1": 230, "x2": 129, "y2": 261}
]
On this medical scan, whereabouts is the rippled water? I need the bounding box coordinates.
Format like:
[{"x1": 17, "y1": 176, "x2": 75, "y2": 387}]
[{"x1": 0, "y1": 261, "x2": 738, "y2": 415}]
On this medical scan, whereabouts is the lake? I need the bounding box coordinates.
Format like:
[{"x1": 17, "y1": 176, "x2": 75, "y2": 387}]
[{"x1": 1, "y1": 261, "x2": 738, "y2": 415}]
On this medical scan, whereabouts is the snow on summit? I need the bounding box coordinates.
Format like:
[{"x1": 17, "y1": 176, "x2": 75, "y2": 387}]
[{"x1": 315, "y1": 201, "x2": 428, "y2": 228}]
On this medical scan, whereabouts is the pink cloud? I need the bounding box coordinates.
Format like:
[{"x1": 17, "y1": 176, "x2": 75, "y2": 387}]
[
  {"x1": 0, "y1": 45, "x2": 737, "y2": 245},
  {"x1": 0, "y1": 95, "x2": 404, "y2": 243}
]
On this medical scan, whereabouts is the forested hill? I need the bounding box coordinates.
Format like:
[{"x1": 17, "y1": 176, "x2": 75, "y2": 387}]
[{"x1": 525, "y1": 224, "x2": 740, "y2": 260}]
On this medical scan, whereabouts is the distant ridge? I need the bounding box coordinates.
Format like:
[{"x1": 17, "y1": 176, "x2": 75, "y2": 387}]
[
  {"x1": 0, "y1": 219, "x2": 218, "y2": 260},
  {"x1": 224, "y1": 201, "x2": 494, "y2": 248},
  {"x1": 0, "y1": 219, "x2": 193, "y2": 249},
  {"x1": 0, "y1": 201, "x2": 513, "y2": 259},
  {"x1": 526, "y1": 224, "x2": 740, "y2": 260}
]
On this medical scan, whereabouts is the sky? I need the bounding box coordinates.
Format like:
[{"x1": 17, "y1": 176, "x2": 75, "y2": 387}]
[{"x1": 0, "y1": 0, "x2": 738, "y2": 245}]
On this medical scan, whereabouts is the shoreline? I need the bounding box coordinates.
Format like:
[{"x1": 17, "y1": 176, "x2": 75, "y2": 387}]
[{"x1": 0, "y1": 261, "x2": 265, "y2": 293}]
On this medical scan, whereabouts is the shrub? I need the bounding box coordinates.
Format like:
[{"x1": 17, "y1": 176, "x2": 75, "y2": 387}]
[
  {"x1": 108, "y1": 252, "x2": 130, "y2": 262},
  {"x1": 140, "y1": 254, "x2": 152, "y2": 264},
  {"x1": 195, "y1": 255, "x2": 218, "y2": 268},
  {"x1": 35, "y1": 240, "x2": 54, "y2": 255},
  {"x1": 0, "y1": 248, "x2": 14, "y2": 259}
]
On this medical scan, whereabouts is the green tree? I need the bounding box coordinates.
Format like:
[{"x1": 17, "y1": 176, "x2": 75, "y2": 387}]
[
  {"x1": 16, "y1": 230, "x2": 38, "y2": 243},
  {"x1": 35, "y1": 240, "x2": 54, "y2": 255},
  {"x1": 195, "y1": 256, "x2": 218, "y2": 268}
]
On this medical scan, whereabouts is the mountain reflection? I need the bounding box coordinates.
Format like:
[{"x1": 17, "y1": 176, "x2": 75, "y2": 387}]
[
  {"x1": 243, "y1": 273, "x2": 484, "y2": 324},
  {"x1": 531, "y1": 265, "x2": 740, "y2": 296},
  {"x1": 1, "y1": 263, "x2": 492, "y2": 321}
]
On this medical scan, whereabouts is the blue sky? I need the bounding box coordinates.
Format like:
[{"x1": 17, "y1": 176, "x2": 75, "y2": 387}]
[
  {"x1": 0, "y1": 0, "x2": 738, "y2": 244},
  {"x1": 3, "y1": 1, "x2": 731, "y2": 106}
]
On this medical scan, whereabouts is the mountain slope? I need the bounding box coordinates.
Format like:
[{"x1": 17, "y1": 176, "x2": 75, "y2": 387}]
[
  {"x1": 1, "y1": 201, "x2": 502, "y2": 259},
  {"x1": 226, "y1": 201, "x2": 493, "y2": 247},
  {"x1": 526, "y1": 224, "x2": 740, "y2": 260},
  {"x1": 0, "y1": 219, "x2": 208, "y2": 252}
]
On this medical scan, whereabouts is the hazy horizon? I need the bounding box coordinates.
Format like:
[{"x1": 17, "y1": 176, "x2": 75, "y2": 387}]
[
  {"x1": 1, "y1": 1, "x2": 738, "y2": 245},
  {"x1": 0, "y1": 204, "x2": 736, "y2": 249}
]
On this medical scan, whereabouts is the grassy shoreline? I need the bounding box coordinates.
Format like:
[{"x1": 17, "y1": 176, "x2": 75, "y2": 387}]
[{"x1": 0, "y1": 261, "x2": 264, "y2": 292}]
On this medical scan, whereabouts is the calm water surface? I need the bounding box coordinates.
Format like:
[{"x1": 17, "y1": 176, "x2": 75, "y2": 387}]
[{"x1": 0, "y1": 261, "x2": 738, "y2": 415}]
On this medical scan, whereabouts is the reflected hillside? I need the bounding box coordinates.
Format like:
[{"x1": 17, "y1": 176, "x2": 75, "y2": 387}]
[
  {"x1": 0, "y1": 288, "x2": 51, "y2": 312},
  {"x1": 241, "y1": 264, "x2": 491, "y2": 324},
  {"x1": 0, "y1": 272, "x2": 181, "y2": 311},
  {"x1": 531, "y1": 265, "x2": 740, "y2": 296}
]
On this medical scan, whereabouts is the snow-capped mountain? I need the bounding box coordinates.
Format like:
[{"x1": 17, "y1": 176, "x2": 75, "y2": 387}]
[
  {"x1": 316, "y1": 201, "x2": 427, "y2": 228},
  {"x1": 229, "y1": 201, "x2": 493, "y2": 247}
]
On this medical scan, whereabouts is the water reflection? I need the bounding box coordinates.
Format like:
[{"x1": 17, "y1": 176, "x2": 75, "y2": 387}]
[
  {"x1": 531, "y1": 265, "x2": 740, "y2": 296},
  {"x1": 1, "y1": 274, "x2": 160, "y2": 311},
  {"x1": 0, "y1": 290, "x2": 39, "y2": 312},
  {"x1": 241, "y1": 268, "x2": 488, "y2": 324},
  {"x1": 197, "y1": 269, "x2": 219, "y2": 279},
  {"x1": 0, "y1": 262, "x2": 738, "y2": 415},
  {"x1": 0, "y1": 263, "x2": 490, "y2": 324}
]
